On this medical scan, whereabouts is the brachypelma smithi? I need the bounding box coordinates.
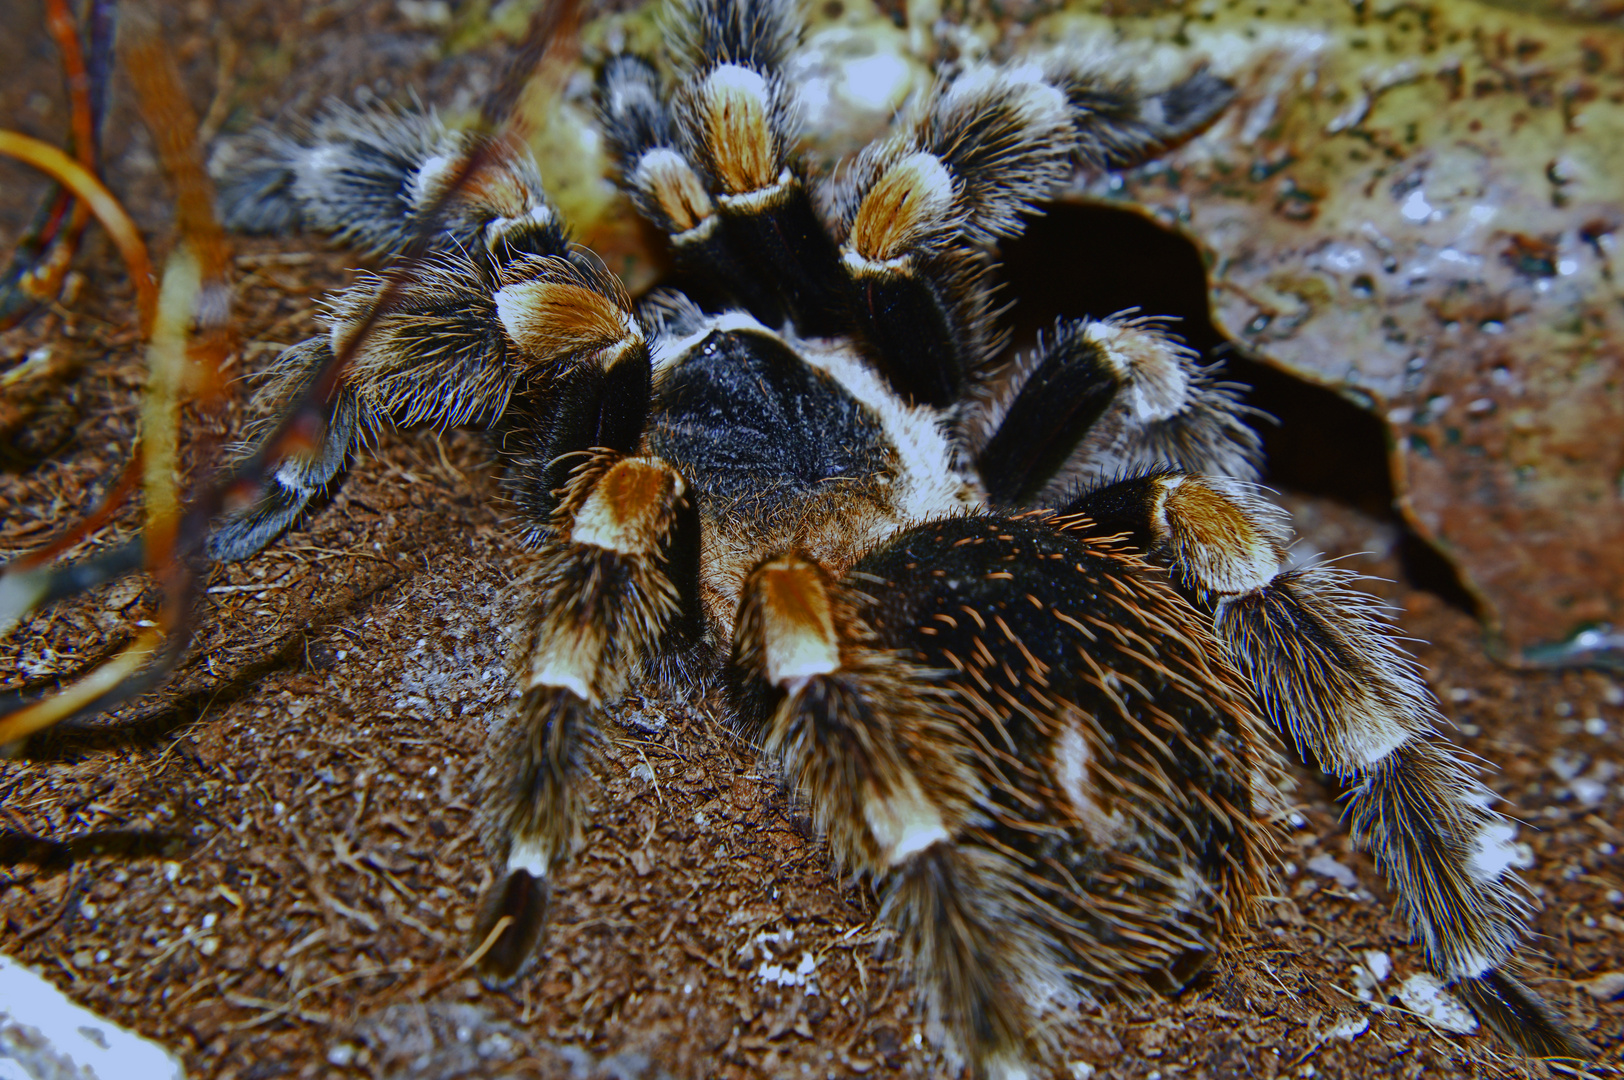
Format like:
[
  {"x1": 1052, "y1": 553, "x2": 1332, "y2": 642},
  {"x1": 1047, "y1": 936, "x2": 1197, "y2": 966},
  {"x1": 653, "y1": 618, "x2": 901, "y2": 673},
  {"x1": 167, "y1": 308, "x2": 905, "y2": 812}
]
[{"x1": 8, "y1": 0, "x2": 1597, "y2": 1075}]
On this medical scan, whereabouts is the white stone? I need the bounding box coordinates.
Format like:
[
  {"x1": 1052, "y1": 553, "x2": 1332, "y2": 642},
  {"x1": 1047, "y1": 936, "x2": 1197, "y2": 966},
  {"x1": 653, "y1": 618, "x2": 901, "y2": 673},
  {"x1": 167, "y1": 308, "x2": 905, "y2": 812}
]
[
  {"x1": 1394, "y1": 973, "x2": 1478, "y2": 1035},
  {"x1": 1329, "y1": 1015, "x2": 1369, "y2": 1040},
  {"x1": 0, "y1": 953, "x2": 186, "y2": 1079},
  {"x1": 1582, "y1": 971, "x2": 1624, "y2": 1000},
  {"x1": 1305, "y1": 854, "x2": 1359, "y2": 891}
]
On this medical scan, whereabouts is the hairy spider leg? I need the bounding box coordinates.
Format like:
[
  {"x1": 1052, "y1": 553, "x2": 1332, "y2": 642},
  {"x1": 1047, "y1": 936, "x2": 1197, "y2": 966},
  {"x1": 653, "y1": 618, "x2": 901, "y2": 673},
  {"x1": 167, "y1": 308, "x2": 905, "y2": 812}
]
[
  {"x1": 208, "y1": 110, "x2": 667, "y2": 557},
  {"x1": 661, "y1": 0, "x2": 849, "y2": 337},
  {"x1": 596, "y1": 54, "x2": 787, "y2": 327},
  {"x1": 825, "y1": 59, "x2": 1235, "y2": 409},
  {"x1": 728, "y1": 551, "x2": 1033, "y2": 1072},
  {"x1": 974, "y1": 311, "x2": 1583, "y2": 1056},
  {"x1": 209, "y1": 249, "x2": 525, "y2": 560},
  {"x1": 473, "y1": 452, "x2": 699, "y2": 985},
  {"x1": 483, "y1": 255, "x2": 655, "y2": 532},
  {"x1": 967, "y1": 314, "x2": 1261, "y2": 509},
  {"x1": 1069, "y1": 471, "x2": 1588, "y2": 1059},
  {"x1": 1047, "y1": 60, "x2": 1238, "y2": 175},
  {"x1": 728, "y1": 519, "x2": 1275, "y2": 1078},
  {"x1": 206, "y1": 337, "x2": 361, "y2": 561},
  {"x1": 209, "y1": 246, "x2": 649, "y2": 558},
  {"x1": 829, "y1": 65, "x2": 1072, "y2": 407},
  {"x1": 213, "y1": 104, "x2": 568, "y2": 267},
  {"x1": 209, "y1": 113, "x2": 592, "y2": 560}
]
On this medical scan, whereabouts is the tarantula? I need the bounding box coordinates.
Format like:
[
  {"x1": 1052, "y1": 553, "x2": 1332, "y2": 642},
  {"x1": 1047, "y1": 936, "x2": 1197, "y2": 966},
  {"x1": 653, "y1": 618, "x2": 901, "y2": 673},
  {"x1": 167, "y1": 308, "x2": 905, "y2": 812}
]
[{"x1": 198, "y1": 0, "x2": 1584, "y2": 1073}]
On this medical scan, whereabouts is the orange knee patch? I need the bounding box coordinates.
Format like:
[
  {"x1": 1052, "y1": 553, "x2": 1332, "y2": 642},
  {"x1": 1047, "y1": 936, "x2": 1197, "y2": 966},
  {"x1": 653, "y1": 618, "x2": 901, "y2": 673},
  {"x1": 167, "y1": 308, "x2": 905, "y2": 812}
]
[
  {"x1": 747, "y1": 555, "x2": 842, "y2": 688},
  {"x1": 697, "y1": 65, "x2": 781, "y2": 197},
  {"x1": 848, "y1": 151, "x2": 955, "y2": 266},
  {"x1": 634, "y1": 148, "x2": 716, "y2": 237},
  {"x1": 570, "y1": 457, "x2": 687, "y2": 556},
  {"x1": 494, "y1": 259, "x2": 642, "y2": 364},
  {"x1": 1161, "y1": 477, "x2": 1284, "y2": 597}
]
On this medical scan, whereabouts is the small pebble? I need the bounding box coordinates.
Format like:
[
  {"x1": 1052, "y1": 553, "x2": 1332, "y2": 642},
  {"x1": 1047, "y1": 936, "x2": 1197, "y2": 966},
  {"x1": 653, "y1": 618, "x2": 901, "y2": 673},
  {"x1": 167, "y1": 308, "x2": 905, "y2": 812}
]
[
  {"x1": 1330, "y1": 1016, "x2": 1369, "y2": 1040},
  {"x1": 1583, "y1": 972, "x2": 1624, "y2": 1000},
  {"x1": 1306, "y1": 854, "x2": 1359, "y2": 891},
  {"x1": 1395, "y1": 973, "x2": 1477, "y2": 1035}
]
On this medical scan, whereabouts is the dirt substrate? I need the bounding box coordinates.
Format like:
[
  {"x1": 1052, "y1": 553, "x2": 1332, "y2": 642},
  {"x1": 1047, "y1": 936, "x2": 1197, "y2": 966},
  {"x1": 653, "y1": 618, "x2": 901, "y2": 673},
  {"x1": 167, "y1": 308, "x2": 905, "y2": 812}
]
[
  {"x1": 3, "y1": 2, "x2": 1623, "y2": 1078},
  {"x1": 6, "y1": 312, "x2": 1624, "y2": 1080}
]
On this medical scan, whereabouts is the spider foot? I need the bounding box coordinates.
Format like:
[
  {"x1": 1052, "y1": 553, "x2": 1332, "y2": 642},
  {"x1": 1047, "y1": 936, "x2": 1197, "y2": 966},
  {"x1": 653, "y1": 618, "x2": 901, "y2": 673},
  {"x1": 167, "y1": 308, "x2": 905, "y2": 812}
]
[{"x1": 208, "y1": 338, "x2": 359, "y2": 562}]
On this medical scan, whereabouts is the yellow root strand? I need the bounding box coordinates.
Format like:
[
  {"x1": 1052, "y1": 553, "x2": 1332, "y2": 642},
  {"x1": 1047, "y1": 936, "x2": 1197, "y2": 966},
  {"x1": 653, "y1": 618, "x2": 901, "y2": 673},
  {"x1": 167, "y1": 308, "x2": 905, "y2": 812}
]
[
  {"x1": 0, "y1": 627, "x2": 162, "y2": 746},
  {"x1": 0, "y1": 129, "x2": 157, "y2": 332},
  {"x1": 142, "y1": 245, "x2": 203, "y2": 567}
]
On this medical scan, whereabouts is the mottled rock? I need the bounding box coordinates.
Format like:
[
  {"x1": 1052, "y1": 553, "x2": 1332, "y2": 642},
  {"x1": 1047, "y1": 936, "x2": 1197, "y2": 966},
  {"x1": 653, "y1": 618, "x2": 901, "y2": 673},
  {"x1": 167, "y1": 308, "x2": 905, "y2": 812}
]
[{"x1": 1031, "y1": 0, "x2": 1624, "y2": 658}]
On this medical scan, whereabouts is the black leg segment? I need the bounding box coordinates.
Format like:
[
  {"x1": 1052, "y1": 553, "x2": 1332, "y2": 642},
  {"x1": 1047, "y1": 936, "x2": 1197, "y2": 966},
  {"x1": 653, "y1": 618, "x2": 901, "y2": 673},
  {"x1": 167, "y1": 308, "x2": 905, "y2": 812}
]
[{"x1": 975, "y1": 320, "x2": 1123, "y2": 506}]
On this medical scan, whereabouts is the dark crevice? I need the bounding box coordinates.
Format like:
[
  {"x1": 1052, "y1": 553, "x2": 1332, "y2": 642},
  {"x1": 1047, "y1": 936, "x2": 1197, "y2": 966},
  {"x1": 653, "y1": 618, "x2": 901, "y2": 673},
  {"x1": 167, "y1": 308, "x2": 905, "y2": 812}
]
[
  {"x1": 997, "y1": 200, "x2": 1477, "y2": 614},
  {"x1": 0, "y1": 828, "x2": 188, "y2": 871}
]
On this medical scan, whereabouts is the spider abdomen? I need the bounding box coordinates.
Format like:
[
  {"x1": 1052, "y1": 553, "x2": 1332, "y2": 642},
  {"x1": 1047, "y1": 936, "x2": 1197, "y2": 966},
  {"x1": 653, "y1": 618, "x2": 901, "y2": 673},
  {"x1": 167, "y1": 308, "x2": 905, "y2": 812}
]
[
  {"x1": 851, "y1": 515, "x2": 1275, "y2": 994},
  {"x1": 723, "y1": 515, "x2": 1276, "y2": 1071}
]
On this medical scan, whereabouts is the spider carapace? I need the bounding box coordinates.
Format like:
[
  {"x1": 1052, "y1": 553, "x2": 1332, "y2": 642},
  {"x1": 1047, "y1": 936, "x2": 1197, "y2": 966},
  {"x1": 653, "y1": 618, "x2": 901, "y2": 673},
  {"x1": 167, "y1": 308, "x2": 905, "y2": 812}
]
[{"x1": 207, "y1": 0, "x2": 1587, "y2": 1073}]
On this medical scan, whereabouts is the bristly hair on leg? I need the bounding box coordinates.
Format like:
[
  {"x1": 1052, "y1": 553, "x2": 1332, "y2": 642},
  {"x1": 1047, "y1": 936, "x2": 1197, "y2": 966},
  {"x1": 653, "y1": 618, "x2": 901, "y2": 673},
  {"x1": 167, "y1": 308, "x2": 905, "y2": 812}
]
[
  {"x1": 1045, "y1": 59, "x2": 1235, "y2": 171},
  {"x1": 473, "y1": 454, "x2": 690, "y2": 984},
  {"x1": 208, "y1": 338, "x2": 362, "y2": 563},
  {"x1": 822, "y1": 60, "x2": 1074, "y2": 250},
  {"x1": 207, "y1": 123, "x2": 309, "y2": 236},
  {"x1": 667, "y1": 0, "x2": 800, "y2": 76},
  {"x1": 966, "y1": 314, "x2": 1263, "y2": 507},
  {"x1": 210, "y1": 103, "x2": 566, "y2": 265},
  {"x1": 211, "y1": 104, "x2": 457, "y2": 256},
  {"x1": 1071, "y1": 470, "x2": 1588, "y2": 1059},
  {"x1": 882, "y1": 843, "x2": 1063, "y2": 1079},
  {"x1": 597, "y1": 55, "x2": 675, "y2": 163},
  {"x1": 597, "y1": 53, "x2": 717, "y2": 242},
  {"x1": 1454, "y1": 968, "x2": 1587, "y2": 1060}
]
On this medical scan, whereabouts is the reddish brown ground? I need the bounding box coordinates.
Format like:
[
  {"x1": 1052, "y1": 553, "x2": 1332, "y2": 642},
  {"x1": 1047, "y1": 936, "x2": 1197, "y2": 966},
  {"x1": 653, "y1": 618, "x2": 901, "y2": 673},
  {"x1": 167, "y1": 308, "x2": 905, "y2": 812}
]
[{"x1": 2, "y1": 2, "x2": 1620, "y2": 1079}]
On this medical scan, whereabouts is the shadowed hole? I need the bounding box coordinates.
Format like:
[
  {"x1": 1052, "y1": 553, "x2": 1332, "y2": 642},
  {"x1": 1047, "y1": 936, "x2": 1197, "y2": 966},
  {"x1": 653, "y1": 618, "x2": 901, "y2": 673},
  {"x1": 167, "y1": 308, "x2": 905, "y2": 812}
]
[{"x1": 999, "y1": 200, "x2": 1477, "y2": 615}]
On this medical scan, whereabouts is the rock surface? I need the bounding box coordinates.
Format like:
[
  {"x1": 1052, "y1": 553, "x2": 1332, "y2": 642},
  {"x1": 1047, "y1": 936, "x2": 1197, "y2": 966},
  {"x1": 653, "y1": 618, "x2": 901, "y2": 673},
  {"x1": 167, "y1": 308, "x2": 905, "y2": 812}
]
[
  {"x1": 0, "y1": 952, "x2": 187, "y2": 1080},
  {"x1": 1035, "y1": 0, "x2": 1624, "y2": 659}
]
